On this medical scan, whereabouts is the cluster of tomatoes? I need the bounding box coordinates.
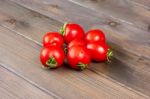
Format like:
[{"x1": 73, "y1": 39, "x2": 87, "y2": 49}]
[{"x1": 40, "y1": 23, "x2": 113, "y2": 70}]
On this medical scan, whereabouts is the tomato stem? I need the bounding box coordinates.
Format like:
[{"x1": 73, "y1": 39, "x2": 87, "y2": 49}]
[
  {"x1": 46, "y1": 57, "x2": 57, "y2": 68},
  {"x1": 77, "y1": 62, "x2": 88, "y2": 70},
  {"x1": 60, "y1": 22, "x2": 67, "y2": 36},
  {"x1": 107, "y1": 49, "x2": 113, "y2": 62},
  {"x1": 64, "y1": 47, "x2": 68, "y2": 55}
]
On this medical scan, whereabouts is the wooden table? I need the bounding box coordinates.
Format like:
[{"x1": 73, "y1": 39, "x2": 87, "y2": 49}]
[{"x1": 0, "y1": 0, "x2": 150, "y2": 99}]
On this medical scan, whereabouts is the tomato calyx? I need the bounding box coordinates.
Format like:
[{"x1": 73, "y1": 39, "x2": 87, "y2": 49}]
[
  {"x1": 107, "y1": 49, "x2": 113, "y2": 62},
  {"x1": 60, "y1": 22, "x2": 67, "y2": 36},
  {"x1": 77, "y1": 62, "x2": 88, "y2": 70},
  {"x1": 46, "y1": 57, "x2": 57, "y2": 68}
]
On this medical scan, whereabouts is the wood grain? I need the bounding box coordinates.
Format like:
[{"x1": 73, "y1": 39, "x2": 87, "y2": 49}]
[
  {"x1": 0, "y1": 66, "x2": 54, "y2": 99},
  {"x1": 131, "y1": 0, "x2": 150, "y2": 8},
  {"x1": 0, "y1": 0, "x2": 150, "y2": 97},
  {"x1": 0, "y1": 25, "x2": 148, "y2": 99},
  {"x1": 0, "y1": 0, "x2": 62, "y2": 44},
  {"x1": 9, "y1": 0, "x2": 150, "y2": 59},
  {"x1": 68, "y1": 0, "x2": 150, "y2": 31}
]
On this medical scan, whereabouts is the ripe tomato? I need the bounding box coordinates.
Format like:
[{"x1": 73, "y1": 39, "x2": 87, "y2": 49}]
[
  {"x1": 67, "y1": 46, "x2": 91, "y2": 70},
  {"x1": 86, "y1": 42, "x2": 113, "y2": 62},
  {"x1": 85, "y1": 29, "x2": 106, "y2": 44},
  {"x1": 60, "y1": 23, "x2": 84, "y2": 44},
  {"x1": 67, "y1": 39, "x2": 86, "y2": 49},
  {"x1": 40, "y1": 46, "x2": 65, "y2": 69},
  {"x1": 43, "y1": 32, "x2": 64, "y2": 47}
]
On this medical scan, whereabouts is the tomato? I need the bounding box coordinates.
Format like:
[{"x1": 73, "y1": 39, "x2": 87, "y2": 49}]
[
  {"x1": 67, "y1": 39, "x2": 86, "y2": 49},
  {"x1": 86, "y1": 42, "x2": 113, "y2": 62},
  {"x1": 60, "y1": 23, "x2": 84, "y2": 44},
  {"x1": 43, "y1": 32, "x2": 64, "y2": 47},
  {"x1": 67, "y1": 46, "x2": 91, "y2": 70},
  {"x1": 85, "y1": 29, "x2": 106, "y2": 44},
  {"x1": 40, "y1": 46, "x2": 65, "y2": 69}
]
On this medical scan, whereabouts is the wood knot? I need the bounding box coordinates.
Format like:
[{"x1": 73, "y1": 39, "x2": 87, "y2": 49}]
[
  {"x1": 5, "y1": 18, "x2": 29, "y2": 28},
  {"x1": 5, "y1": 18, "x2": 17, "y2": 24},
  {"x1": 106, "y1": 20, "x2": 120, "y2": 27},
  {"x1": 90, "y1": 0, "x2": 98, "y2": 2},
  {"x1": 148, "y1": 24, "x2": 150, "y2": 32},
  {"x1": 48, "y1": 4, "x2": 60, "y2": 9},
  {"x1": 90, "y1": 0, "x2": 105, "y2": 2},
  {"x1": 31, "y1": 11, "x2": 49, "y2": 19},
  {"x1": 17, "y1": 21, "x2": 29, "y2": 28},
  {"x1": 32, "y1": 12, "x2": 43, "y2": 18},
  {"x1": 46, "y1": 4, "x2": 62, "y2": 15}
]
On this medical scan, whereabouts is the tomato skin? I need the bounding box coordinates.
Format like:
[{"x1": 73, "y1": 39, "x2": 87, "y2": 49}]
[
  {"x1": 86, "y1": 42, "x2": 110, "y2": 62},
  {"x1": 43, "y1": 32, "x2": 64, "y2": 47},
  {"x1": 40, "y1": 46, "x2": 65, "y2": 68},
  {"x1": 67, "y1": 46, "x2": 91, "y2": 70},
  {"x1": 85, "y1": 29, "x2": 105, "y2": 44},
  {"x1": 61, "y1": 23, "x2": 84, "y2": 44},
  {"x1": 67, "y1": 39, "x2": 86, "y2": 49}
]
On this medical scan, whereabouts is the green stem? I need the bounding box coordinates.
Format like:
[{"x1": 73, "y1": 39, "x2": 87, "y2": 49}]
[
  {"x1": 46, "y1": 57, "x2": 57, "y2": 68},
  {"x1": 64, "y1": 47, "x2": 68, "y2": 55},
  {"x1": 60, "y1": 22, "x2": 67, "y2": 36},
  {"x1": 107, "y1": 49, "x2": 113, "y2": 62},
  {"x1": 77, "y1": 62, "x2": 88, "y2": 70}
]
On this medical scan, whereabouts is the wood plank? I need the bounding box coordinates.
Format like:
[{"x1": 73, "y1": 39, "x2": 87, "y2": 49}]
[
  {"x1": 8, "y1": 0, "x2": 150, "y2": 59},
  {"x1": 0, "y1": 66, "x2": 54, "y2": 99},
  {"x1": 0, "y1": 25, "x2": 148, "y2": 98},
  {"x1": 68, "y1": 0, "x2": 150, "y2": 31},
  {"x1": 0, "y1": 0, "x2": 150, "y2": 97}
]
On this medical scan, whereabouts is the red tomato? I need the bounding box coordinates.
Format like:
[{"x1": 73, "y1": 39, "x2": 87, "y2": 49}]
[
  {"x1": 86, "y1": 42, "x2": 113, "y2": 62},
  {"x1": 60, "y1": 23, "x2": 84, "y2": 44},
  {"x1": 67, "y1": 39, "x2": 86, "y2": 49},
  {"x1": 40, "y1": 46, "x2": 65, "y2": 69},
  {"x1": 67, "y1": 46, "x2": 91, "y2": 70},
  {"x1": 43, "y1": 32, "x2": 64, "y2": 47},
  {"x1": 85, "y1": 29, "x2": 106, "y2": 44}
]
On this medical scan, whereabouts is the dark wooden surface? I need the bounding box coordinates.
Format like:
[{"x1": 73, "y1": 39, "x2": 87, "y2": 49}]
[{"x1": 0, "y1": 0, "x2": 149, "y2": 99}]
